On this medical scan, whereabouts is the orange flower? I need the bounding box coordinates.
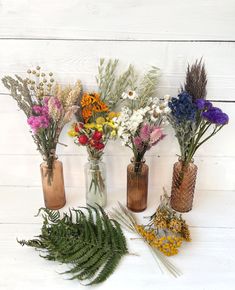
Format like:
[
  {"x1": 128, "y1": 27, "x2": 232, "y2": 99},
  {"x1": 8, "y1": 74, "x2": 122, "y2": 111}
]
[{"x1": 81, "y1": 92, "x2": 109, "y2": 123}]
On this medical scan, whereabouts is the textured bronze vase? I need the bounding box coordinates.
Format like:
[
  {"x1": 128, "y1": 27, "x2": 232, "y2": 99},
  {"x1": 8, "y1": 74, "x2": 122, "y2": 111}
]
[
  {"x1": 40, "y1": 160, "x2": 66, "y2": 209},
  {"x1": 127, "y1": 159, "x2": 149, "y2": 212},
  {"x1": 170, "y1": 159, "x2": 198, "y2": 212}
]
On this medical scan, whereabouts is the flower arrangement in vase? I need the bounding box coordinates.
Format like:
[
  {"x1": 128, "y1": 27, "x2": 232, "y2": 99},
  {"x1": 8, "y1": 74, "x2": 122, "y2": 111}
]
[
  {"x1": 2, "y1": 67, "x2": 82, "y2": 209},
  {"x1": 68, "y1": 59, "x2": 133, "y2": 207},
  {"x1": 168, "y1": 60, "x2": 229, "y2": 212},
  {"x1": 115, "y1": 66, "x2": 169, "y2": 212}
]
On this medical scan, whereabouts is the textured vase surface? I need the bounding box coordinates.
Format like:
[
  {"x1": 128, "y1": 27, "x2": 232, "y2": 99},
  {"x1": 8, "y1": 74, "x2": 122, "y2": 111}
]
[{"x1": 170, "y1": 160, "x2": 198, "y2": 212}]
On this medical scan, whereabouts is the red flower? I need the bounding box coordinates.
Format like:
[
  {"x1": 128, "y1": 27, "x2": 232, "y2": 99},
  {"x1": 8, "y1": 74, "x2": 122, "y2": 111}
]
[
  {"x1": 78, "y1": 134, "x2": 88, "y2": 145},
  {"x1": 75, "y1": 122, "x2": 84, "y2": 132},
  {"x1": 94, "y1": 142, "x2": 105, "y2": 151},
  {"x1": 92, "y1": 130, "x2": 102, "y2": 141}
]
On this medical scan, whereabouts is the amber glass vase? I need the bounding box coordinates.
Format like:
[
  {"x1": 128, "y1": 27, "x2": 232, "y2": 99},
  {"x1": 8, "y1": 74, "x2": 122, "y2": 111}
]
[
  {"x1": 40, "y1": 160, "x2": 66, "y2": 209},
  {"x1": 170, "y1": 159, "x2": 198, "y2": 212},
  {"x1": 127, "y1": 159, "x2": 149, "y2": 212}
]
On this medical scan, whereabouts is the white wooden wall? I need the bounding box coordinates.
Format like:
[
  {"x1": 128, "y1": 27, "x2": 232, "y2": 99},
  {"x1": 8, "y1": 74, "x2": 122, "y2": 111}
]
[{"x1": 0, "y1": 0, "x2": 235, "y2": 193}]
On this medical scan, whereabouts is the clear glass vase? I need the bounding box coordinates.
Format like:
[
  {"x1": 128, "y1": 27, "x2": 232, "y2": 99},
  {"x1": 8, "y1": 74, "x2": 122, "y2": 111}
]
[
  {"x1": 85, "y1": 159, "x2": 107, "y2": 207},
  {"x1": 170, "y1": 159, "x2": 198, "y2": 212},
  {"x1": 127, "y1": 158, "x2": 149, "y2": 212},
  {"x1": 40, "y1": 159, "x2": 66, "y2": 209}
]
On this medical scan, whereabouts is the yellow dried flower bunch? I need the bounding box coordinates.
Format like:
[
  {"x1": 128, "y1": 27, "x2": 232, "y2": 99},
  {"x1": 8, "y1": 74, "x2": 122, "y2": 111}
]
[
  {"x1": 110, "y1": 202, "x2": 182, "y2": 277},
  {"x1": 150, "y1": 191, "x2": 191, "y2": 242},
  {"x1": 129, "y1": 190, "x2": 191, "y2": 259},
  {"x1": 135, "y1": 225, "x2": 183, "y2": 256}
]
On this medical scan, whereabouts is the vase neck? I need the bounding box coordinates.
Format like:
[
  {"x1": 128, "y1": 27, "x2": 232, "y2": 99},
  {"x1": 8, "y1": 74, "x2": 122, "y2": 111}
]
[
  {"x1": 131, "y1": 157, "x2": 146, "y2": 164},
  {"x1": 43, "y1": 148, "x2": 58, "y2": 162},
  {"x1": 178, "y1": 157, "x2": 194, "y2": 167},
  {"x1": 89, "y1": 158, "x2": 102, "y2": 164}
]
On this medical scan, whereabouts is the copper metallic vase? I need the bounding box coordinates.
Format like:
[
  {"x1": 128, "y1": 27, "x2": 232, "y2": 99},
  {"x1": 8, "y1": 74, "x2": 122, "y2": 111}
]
[
  {"x1": 40, "y1": 160, "x2": 66, "y2": 209},
  {"x1": 127, "y1": 159, "x2": 148, "y2": 212},
  {"x1": 170, "y1": 159, "x2": 198, "y2": 212}
]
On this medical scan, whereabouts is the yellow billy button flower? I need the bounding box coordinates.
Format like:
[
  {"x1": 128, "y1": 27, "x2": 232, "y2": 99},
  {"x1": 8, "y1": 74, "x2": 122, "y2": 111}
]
[
  {"x1": 96, "y1": 117, "x2": 106, "y2": 125},
  {"x1": 96, "y1": 124, "x2": 103, "y2": 132},
  {"x1": 106, "y1": 121, "x2": 116, "y2": 129},
  {"x1": 68, "y1": 129, "x2": 78, "y2": 137},
  {"x1": 84, "y1": 123, "x2": 96, "y2": 129},
  {"x1": 107, "y1": 111, "x2": 120, "y2": 120},
  {"x1": 111, "y1": 130, "x2": 117, "y2": 137}
]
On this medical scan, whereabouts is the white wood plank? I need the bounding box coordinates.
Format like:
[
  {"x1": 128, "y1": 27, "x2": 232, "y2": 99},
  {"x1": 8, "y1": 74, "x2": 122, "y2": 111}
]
[
  {"x1": 0, "y1": 154, "x2": 235, "y2": 189},
  {"x1": 1, "y1": 223, "x2": 235, "y2": 290},
  {"x1": 0, "y1": 187, "x2": 235, "y2": 228},
  {"x1": 0, "y1": 41, "x2": 235, "y2": 100},
  {"x1": 0, "y1": 100, "x2": 233, "y2": 156},
  {"x1": 0, "y1": 0, "x2": 235, "y2": 41}
]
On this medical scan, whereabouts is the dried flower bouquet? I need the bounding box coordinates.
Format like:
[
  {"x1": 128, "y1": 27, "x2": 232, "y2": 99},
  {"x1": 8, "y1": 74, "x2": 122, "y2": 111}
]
[{"x1": 2, "y1": 67, "x2": 82, "y2": 184}]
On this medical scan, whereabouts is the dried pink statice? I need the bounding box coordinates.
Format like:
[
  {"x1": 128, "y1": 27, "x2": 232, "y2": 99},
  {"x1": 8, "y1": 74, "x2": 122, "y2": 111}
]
[
  {"x1": 150, "y1": 127, "x2": 165, "y2": 146},
  {"x1": 139, "y1": 123, "x2": 151, "y2": 142},
  {"x1": 133, "y1": 136, "x2": 144, "y2": 151}
]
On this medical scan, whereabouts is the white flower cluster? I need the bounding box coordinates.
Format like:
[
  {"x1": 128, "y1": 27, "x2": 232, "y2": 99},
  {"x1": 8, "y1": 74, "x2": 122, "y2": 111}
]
[
  {"x1": 148, "y1": 95, "x2": 171, "y2": 124},
  {"x1": 115, "y1": 94, "x2": 171, "y2": 147}
]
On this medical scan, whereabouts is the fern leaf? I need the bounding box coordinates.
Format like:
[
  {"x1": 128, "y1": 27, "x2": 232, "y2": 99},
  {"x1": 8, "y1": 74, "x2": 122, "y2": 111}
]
[{"x1": 18, "y1": 206, "x2": 128, "y2": 285}]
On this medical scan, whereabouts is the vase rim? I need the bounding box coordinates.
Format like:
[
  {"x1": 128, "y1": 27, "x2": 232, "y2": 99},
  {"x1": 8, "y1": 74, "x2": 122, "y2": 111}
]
[
  {"x1": 131, "y1": 157, "x2": 146, "y2": 164},
  {"x1": 178, "y1": 157, "x2": 194, "y2": 163}
]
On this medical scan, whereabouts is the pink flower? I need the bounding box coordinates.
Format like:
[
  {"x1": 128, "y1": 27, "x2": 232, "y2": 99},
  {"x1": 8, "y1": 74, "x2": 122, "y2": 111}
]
[
  {"x1": 139, "y1": 123, "x2": 151, "y2": 142},
  {"x1": 27, "y1": 115, "x2": 49, "y2": 133},
  {"x1": 150, "y1": 127, "x2": 165, "y2": 146},
  {"x1": 32, "y1": 105, "x2": 48, "y2": 116},
  {"x1": 133, "y1": 136, "x2": 144, "y2": 151}
]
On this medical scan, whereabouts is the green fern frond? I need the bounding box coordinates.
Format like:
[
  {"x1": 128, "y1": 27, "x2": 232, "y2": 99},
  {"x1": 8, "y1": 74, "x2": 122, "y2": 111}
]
[{"x1": 18, "y1": 206, "x2": 128, "y2": 285}]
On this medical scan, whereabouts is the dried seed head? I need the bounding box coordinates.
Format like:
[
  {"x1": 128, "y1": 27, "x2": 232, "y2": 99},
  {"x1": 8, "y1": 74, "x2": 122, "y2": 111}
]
[
  {"x1": 41, "y1": 73, "x2": 45, "y2": 77},
  {"x1": 27, "y1": 69, "x2": 31, "y2": 74},
  {"x1": 50, "y1": 78, "x2": 54, "y2": 83},
  {"x1": 49, "y1": 72, "x2": 53, "y2": 76},
  {"x1": 32, "y1": 70, "x2": 36, "y2": 74}
]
